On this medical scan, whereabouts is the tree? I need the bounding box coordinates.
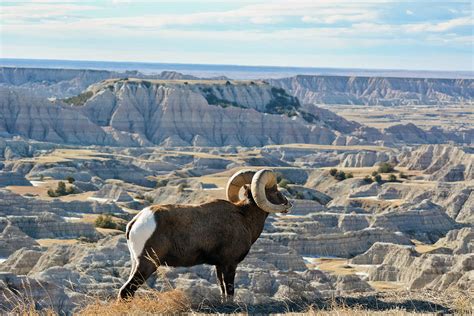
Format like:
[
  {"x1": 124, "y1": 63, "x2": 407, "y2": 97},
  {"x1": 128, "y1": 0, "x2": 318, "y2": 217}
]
[
  {"x1": 374, "y1": 174, "x2": 382, "y2": 183},
  {"x1": 66, "y1": 176, "x2": 75, "y2": 184},
  {"x1": 47, "y1": 188, "x2": 57, "y2": 197},
  {"x1": 329, "y1": 168, "x2": 338, "y2": 176},
  {"x1": 334, "y1": 171, "x2": 346, "y2": 181},
  {"x1": 346, "y1": 173, "x2": 354, "y2": 179},
  {"x1": 56, "y1": 181, "x2": 67, "y2": 195},
  {"x1": 388, "y1": 174, "x2": 397, "y2": 182},
  {"x1": 363, "y1": 176, "x2": 373, "y2": 184},
  {"x1": 371, "y1": 171, "x2": 379, "y2": 177},
  {"x1": 378, "y1": 162, "x2": 395, "y2": 173}
]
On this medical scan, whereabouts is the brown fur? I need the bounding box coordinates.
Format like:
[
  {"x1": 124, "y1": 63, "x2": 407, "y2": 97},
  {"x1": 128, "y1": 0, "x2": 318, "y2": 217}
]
[{"x1": 118, "y1": 186, "x2": 288, "y2": 301}]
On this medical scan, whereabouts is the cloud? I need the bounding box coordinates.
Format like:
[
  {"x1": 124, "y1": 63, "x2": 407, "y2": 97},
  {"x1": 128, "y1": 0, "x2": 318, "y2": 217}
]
[
  {"x1": 405, "y1": 16, "x2": 473, "y2": 32},
  {"x1": 406, "y1": 9, "x2": 414, "y2": 15},
  {"x1": 1, "y1": 3, "x2": 98, "y2": 22}
]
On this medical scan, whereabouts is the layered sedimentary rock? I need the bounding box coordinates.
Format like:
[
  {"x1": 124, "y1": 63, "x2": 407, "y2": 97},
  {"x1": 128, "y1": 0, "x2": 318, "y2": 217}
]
[
  {"x1": 356, "y1": 242, "x2": 474, "y2": 292},
  {"x1": 339, "y1": 150, "x2": 391, "y2": 168},
  {"x1": 0, "y1": 223, "x2": 40, "y2": 257},
  {"x1": 399, "y1": 144, "x2": 474, "y2": 181},
  {"x1": 5, "y1": 213, "x2": 99, "y2": 239},
  {"x1": 0, "y1": 189, "x2": 122, "y2": 217},
  {"x1": 270, "y1": 75, "x2": 474, "y2": 106},
  {"x1": 0, "y1": 80, "x2": 343, "y2": 147}
]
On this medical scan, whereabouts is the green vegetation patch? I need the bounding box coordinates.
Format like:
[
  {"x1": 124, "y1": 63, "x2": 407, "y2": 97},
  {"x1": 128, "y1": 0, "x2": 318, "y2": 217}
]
[
  {"x1": 95, "y1": 214, "x2": 126, "y2": 231},
  {"x1": 200, "y1": 87, "x2": 244, "y2": 109},
  {"x1": 47, "y1": 181, "x2": 76, "y2": 197},
  {"x1": 62, "y1": 91, "x2": 93, "y2": 106},
  {"x1": 265, "y1": 87, "x2": 300, "y2": 116}
]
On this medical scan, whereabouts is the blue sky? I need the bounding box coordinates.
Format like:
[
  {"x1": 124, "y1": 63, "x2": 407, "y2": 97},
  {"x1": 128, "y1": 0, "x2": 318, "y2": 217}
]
[{"x1": 1, "y1": 0, "x2": 472, "y2": 70}]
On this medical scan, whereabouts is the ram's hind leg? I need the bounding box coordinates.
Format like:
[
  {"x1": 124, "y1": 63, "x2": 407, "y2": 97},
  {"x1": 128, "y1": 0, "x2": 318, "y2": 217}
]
[{"x1": 118, "y1": 257, "x2": 157, "y2": 300}]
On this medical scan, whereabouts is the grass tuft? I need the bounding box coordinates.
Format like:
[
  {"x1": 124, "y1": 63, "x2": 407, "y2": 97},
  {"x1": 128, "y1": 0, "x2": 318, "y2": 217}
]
[{"x1": 77, "y1": 289, "x2": 191, "y2": 315}]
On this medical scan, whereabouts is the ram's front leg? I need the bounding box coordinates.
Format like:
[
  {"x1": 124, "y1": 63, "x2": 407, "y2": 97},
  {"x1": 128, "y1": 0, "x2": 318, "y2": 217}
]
[{"x1": 223, "y1": 264, "x2": 237, "y2": 303}]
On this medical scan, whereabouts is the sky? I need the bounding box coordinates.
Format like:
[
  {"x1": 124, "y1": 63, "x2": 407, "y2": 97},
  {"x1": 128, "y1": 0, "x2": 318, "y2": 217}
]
[{"x1": 0, "y1": 0, "x2": 473, "y2": 71}]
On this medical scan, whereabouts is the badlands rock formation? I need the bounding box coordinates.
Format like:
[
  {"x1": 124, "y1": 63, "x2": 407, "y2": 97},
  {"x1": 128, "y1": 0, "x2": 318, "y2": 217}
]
[
  {"x1": 270, "y1": 75, "x2": 474, "y2": 106},
  {"x1": 399, "y1": 144, "x2": 474, "y2": 181},
  {"x1": 1, "y1": 80, "x2": 347, "y2": 147},
  {"x1": 0, "y1": 66, "x2": 472, "y2": 314},
  {"x1": 0, "y1": 67, "x2": 199, "y2": 98}
]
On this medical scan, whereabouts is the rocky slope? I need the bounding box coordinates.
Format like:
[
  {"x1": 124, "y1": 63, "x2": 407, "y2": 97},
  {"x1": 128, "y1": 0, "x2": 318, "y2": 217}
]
[
  {"x1": 0, "y1": 79, "x2": 363, "y2": 147},
  {"x1": 270, "y1": 75, "x2": 474, "y2": 106},
  {"x1": 399, "y1": 144, "x2": 474, "y2": 181},
  {"x1": 0, "y1": 67, "x2": 200, "y2": 98}
]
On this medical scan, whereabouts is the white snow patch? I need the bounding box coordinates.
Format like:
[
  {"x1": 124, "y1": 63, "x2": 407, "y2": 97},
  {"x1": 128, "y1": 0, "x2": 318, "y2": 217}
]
[
  {"x1": 87, "y1": 197, "x2": 109, "y2": 203},
  {"x1": 30, "y1": 181, "x2": 46, "y2": 187}
]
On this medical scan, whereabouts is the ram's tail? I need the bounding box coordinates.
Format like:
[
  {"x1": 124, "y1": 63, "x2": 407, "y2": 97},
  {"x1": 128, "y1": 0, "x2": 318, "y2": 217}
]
[{"x1": 125, "y1": 217, "x2": 137, "y2": 240}]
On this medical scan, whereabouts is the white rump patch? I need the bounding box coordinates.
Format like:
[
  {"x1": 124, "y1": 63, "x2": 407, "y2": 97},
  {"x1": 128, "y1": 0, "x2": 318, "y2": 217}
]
[{"x1": 128, "y1": 207, "x2": 157, "y2": 261}]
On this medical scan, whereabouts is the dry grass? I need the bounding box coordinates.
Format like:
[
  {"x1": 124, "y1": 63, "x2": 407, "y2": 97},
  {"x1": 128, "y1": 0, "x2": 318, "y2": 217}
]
[
  {"x1": 267, "y1": 144, "x2": 391, "y2": 152},
  {"x1": 36, "y1": 238, "x2": 79, "y2": 247},
  {"x1": 77, "y1": 289, "x2": 191, "y2": 315}
]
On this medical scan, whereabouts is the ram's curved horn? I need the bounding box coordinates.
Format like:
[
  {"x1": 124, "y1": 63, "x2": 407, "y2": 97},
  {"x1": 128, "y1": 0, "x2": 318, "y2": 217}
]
[
  {"x1": 251, "y1": 169, "x2": 290, "y2": 213},
  {"x1": 226, "y1": 169, "x2": 256, "y2": 203}
]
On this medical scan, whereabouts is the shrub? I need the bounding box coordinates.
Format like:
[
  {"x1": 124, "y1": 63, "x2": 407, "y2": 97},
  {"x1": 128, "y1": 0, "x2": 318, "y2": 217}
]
[
  {"x1": 62, "y1": 91, "x2": 93, "y2": 106},
  {"x1": 66, "y1": 176, "x2": 75, "y2": 184},
  {"x1": 95, "y1": 214, "x2": 116, "y2": 229},
  {"x1": 47, "y1": 188, "x2": 58, "y2": 197},
  {"x1": 378, "y1": 162, "x2": 395, "y2": 173},
  {"x1": 388, "y1": 174, "x2": 397, "y2": 182},
  {"x1": 334, "y1": 171, "x2": 346, "y2": 181},
  {"x1": 47, "y1": 181, "x2": 75, "y2": 197},
  {"x1": 329, "y1": 168, "x2": 338, "y2": 176},
  {"x1": 399, "y1": 172, "x2": 408, "y2": 179},
  {"x1": 278, "y1": 179, "x2": 290, "y2": 189},
  {"x1": 363, "y1": 176, "x2": 373, "y2": 184},
  {"x1": 371, "y1": 171, "x2": 379, "y2": 177},
  {"x1": 66, "y1": 186, "x2": 76, "y2": 194},
  {"x1": 374, "y1": 174, "x2": 382, "y2": 183},
  {"x1": 346, "y1": 172, "x2": 354, "y2": 179},
  {"x1": 295, "y1": 192, "x2": 305, "y2": 199},
  {"x1": 156, "y1": 179, "x2": 169, "y2": 188},
  {"x1": 95, "y1": 214, "x2": 125, "y2": 231},
  {"x1": 56, "y1": 181, "x2": 67, "y2": 195}
]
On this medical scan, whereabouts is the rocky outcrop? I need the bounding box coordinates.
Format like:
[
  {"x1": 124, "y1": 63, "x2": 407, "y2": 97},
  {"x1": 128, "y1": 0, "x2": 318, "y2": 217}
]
[
  {"x1": 270, "y1": 228, "x2": 412, "y2": 258},
  {"x1": 371, "y1": 200, "x2": 457, "y2": 242},
  {"x1": 6, "y1": 213, "x2": 99, "y2": 239},
  {"x1": 340, "y1": 150, "x2": 391, "y2": 168},
  {"x1": 0, "y1": 189, "x2": 122, "y2": 217},
  {"x1": 92, "y1": 184, "x2": 133, "y2": 202},
  {"x1": 0, "y1": 80, "x2": 342, "y2": 147},
  {"x1": 0, "y1": 247, "x2": 43, "y2": 274},
  {"x1": 364, "y1": 244, "x2": 473, "y2": 292},
  {"x1": 399, "y1": 144, "x2": 473, "y2": 181},
  {"x1": 0, "y1": 223, "x2": 39, "y2": 257},
  {"x1": 0, "y1": 67, "x2": 197, "y2": 98},
  {"x1": 270, "y1": 75, "x2": 474, "y2": 106},
  {"x1": 435, "y1": 228, "x2": 474, "y2": 255}
]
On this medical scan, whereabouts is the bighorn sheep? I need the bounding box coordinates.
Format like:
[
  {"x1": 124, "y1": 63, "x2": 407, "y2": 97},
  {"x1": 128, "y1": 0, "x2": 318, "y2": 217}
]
[{"x1": 118, "y1": 169, "x2": 291, "y2": 301}]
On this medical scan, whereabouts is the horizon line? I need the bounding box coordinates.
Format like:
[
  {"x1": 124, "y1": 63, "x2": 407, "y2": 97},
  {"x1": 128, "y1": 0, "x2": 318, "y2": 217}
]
[{"x1": 1, "y1": 57, "x2": 472, "y2": 75}]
